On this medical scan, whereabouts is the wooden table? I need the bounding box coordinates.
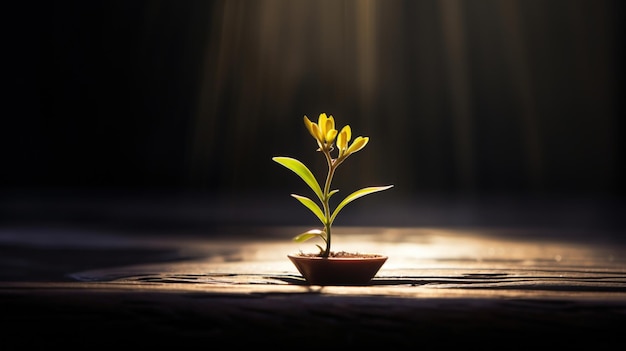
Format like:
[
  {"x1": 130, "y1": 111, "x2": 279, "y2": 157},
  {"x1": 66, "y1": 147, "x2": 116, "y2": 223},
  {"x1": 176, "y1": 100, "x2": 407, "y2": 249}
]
[{"x1": 1, "y1": 223, "x2": 625, "y2": 347}]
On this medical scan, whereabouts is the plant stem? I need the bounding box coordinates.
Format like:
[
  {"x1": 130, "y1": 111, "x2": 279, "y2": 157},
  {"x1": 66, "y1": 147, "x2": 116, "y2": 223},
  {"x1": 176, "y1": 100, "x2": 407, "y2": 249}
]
[{"x1": 322, "y1": 149, "x2": 336, "y2": 258}]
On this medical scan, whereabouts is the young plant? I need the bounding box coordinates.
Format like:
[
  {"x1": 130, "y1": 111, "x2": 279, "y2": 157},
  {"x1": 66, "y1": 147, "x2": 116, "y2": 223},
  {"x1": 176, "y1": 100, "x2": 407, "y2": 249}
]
[{"x1": 272, "y1": 113, "x2": 393, "y2": 258}]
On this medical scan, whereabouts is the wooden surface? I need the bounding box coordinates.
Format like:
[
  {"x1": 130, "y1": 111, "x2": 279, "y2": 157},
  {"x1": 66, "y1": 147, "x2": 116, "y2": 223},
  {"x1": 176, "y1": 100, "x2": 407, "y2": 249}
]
[{"x1": 1, "y1": 224, "x2": 625, "y2": 347}]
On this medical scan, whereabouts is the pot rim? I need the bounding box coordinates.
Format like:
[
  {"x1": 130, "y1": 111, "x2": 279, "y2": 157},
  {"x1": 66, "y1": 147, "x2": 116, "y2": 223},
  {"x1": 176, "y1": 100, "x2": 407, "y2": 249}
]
[{"x1": 288, "y1": 253, "x2": 388, "y2": 260}]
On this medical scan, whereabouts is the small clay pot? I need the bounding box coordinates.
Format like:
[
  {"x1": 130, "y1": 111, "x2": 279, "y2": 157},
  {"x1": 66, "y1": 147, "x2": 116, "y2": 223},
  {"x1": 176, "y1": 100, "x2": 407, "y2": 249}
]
[{"x1": 288, "y1": 253, "x2": 388, "y2": 286}]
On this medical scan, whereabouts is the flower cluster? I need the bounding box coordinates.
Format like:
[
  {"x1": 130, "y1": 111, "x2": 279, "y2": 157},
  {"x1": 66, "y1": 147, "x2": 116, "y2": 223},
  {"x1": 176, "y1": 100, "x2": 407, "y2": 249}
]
[{"x1": 304, "y1": 113, "x2": 368, "y2": 161}]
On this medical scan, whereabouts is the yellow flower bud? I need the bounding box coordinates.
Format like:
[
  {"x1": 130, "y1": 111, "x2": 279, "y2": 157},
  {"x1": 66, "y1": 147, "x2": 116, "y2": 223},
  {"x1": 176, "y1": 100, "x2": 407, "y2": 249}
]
[
  {"x1": 304, "y1": 116, "x2": 323, "y2": 142},
  {"x1": 318, "y1": 113, "x2": 329, "y2": 137},
  {"x1": 325, "y1": 115, "x2": 335, "y2": 136},
  {"x1": 341, "y1": 125, "x2": 351, "y2": 143},
  {"x1": 337, "y1": 127, "x2": 348, "y2": 151},
  {"x1": 325, "y1": 129, "x2": 338, "y2": 144},
  {"x1": 346, "y1": 136, "x2": 369, "y2": 155}
]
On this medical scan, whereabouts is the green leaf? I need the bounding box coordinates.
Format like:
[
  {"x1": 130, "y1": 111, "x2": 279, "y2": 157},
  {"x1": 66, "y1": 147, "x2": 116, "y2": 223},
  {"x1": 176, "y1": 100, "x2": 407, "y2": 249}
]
[
  {"x1": 328, "y1": 189, "x2": 339, "y2": 198},
  {"x1": 293, "y1": 229, "x2": 325, "y2": 242},
  {"x1": 272, "y1": 157, "x2": 323, "y2": 202},
  {"x1": 291, "y1": 194, "x2": 327, "y2": 225},
  {"x1": 330, "y1": 185, "x2": 394, "y2": 224}
]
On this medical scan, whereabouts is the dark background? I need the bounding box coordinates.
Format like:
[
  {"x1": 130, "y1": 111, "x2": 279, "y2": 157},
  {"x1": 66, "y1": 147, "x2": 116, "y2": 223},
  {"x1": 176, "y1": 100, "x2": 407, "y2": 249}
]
[{"x1": 2, "y1": 0, "x2": 624, "y2": 234}]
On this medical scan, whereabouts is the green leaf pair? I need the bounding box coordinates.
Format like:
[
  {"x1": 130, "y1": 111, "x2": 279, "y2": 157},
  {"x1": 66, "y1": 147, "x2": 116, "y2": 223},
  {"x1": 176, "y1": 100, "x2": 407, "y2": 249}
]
[{"x1": 272, "y1": 156, "x2": 393, "y2": 227}]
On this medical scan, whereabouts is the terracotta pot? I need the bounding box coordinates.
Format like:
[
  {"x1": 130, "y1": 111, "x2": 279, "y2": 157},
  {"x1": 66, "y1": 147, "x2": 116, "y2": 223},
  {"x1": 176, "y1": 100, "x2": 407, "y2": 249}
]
[{"x1": 288, "y1": 253, "x2": 388, "y2": 286}]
